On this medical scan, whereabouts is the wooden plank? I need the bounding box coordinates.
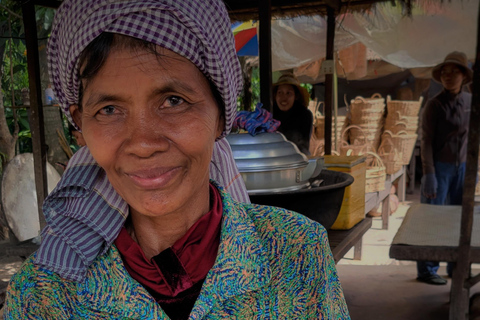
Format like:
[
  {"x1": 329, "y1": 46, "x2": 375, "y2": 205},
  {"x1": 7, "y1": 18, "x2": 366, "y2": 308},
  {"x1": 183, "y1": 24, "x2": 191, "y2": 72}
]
[
  {"x1": 22, "y1": 2, "x2": 48, "y2": 231},
  {"x1": 450, "y1": 1, "x2": 480, "y2": 316},
  {"x1": 390, "y1": 245, "x2": 480, "y2": 263},
  {"x1": 259, "y1": 0, "x2": 272, "y2": 112},
  {"x1": 328, "y1": 217, "x2": 372, "y2": 263},
  {"x1": 323, "y1": 5, "x2": 335, "y2": 155}
]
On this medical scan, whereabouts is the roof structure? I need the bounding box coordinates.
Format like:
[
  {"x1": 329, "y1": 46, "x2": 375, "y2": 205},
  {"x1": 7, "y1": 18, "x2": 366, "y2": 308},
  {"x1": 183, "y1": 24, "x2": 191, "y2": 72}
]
[{"x1": 225, "y1": 0, "x2": 413, "y2": 21}]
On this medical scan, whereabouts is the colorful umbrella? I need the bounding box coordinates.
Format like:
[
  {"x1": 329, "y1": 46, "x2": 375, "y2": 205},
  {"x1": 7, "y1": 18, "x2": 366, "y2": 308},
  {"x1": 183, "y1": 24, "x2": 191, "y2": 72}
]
[{"x1": 231, "y1": 21, "x2": 258, "y2": 56}]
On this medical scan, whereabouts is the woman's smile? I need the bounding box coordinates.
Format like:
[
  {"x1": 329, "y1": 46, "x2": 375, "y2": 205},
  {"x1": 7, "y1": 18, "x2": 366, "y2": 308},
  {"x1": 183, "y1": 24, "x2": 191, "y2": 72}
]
[{"x1": 125, "y1": 166, "x2": 183, "y2": 190}]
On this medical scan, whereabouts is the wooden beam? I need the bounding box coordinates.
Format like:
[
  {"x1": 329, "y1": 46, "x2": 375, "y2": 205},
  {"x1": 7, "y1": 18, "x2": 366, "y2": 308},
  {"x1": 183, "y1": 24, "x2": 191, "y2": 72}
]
[
  {"x1": 30, "y1": 0, "x2": 62, "y2": 9},
  {"x1": 323, "y1": 5, "x2": 335, "y2": 155},
  {"x1": 259, "y1": 0, "x2": 273, "y2": 112},
  {"x1": 450, "y1": 2, "x2": 480, "y2": 318},
  {"x1": 22, "y1": 2, "x2": 47, "y2": 231}
]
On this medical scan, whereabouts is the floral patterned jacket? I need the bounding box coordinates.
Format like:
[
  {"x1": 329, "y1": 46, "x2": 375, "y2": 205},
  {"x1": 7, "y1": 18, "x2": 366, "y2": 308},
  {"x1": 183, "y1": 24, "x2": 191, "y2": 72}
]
[{"x1": 4, "y1": 186, "x2": 350, "y2": 319}]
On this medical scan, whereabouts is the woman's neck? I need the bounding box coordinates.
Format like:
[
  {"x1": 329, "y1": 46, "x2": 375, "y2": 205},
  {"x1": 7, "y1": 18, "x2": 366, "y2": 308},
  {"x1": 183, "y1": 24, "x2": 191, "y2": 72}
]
[{"x1": 127, "y1": 187, "x2": 211, "y2": 260}]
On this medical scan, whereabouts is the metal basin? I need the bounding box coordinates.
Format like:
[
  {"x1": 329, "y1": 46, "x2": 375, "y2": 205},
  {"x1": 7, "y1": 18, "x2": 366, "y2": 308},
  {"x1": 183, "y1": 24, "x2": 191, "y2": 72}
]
[
  {"x1": 226, "y1": 132, "x2": 324, "y2": 193},
  {"x1": 249, "y1": 170, "x2": 354, "y2": 229}
]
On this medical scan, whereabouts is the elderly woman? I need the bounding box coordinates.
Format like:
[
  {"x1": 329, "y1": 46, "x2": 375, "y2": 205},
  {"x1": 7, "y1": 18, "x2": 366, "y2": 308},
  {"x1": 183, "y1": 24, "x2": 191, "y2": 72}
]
[
  {"x1": 417, "y1": 51, "x2": 472, "y2": 285},
  {"x1": 4, "y1": 0, "x2": 349, "y2": 318}
]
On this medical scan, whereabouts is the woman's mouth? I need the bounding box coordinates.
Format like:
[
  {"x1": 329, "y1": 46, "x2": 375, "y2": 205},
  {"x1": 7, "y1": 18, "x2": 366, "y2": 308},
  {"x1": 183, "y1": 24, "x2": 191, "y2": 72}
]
[{"x1": 125, "y1": 167, "x2": 181, "y2": 189}]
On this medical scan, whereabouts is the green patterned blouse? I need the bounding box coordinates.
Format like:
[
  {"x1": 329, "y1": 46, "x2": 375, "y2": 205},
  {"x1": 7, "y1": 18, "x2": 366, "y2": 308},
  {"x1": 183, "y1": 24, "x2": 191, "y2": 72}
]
[{"x1": 5, "y1": 186, "x2": 350, "y2": 319}]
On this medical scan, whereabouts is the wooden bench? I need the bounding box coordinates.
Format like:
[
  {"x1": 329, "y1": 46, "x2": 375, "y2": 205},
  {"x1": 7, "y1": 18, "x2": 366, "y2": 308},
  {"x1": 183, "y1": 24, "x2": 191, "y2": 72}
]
[{"x1": 328, "y1": 217, "x2": 372, "y2": 263}]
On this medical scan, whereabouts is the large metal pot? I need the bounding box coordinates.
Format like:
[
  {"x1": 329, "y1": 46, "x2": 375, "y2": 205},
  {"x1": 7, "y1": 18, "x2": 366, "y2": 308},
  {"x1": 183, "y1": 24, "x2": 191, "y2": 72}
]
[{"x1": 226, "y1": 132, "x2": 324, "y2": 194}]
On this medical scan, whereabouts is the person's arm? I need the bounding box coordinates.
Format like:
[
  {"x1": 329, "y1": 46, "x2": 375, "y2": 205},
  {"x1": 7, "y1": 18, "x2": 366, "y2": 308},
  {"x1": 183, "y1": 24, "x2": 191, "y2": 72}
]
[
  {"x1": 296, "y1": 109, "x2": 314, "y2": 155},
  {"x1": 421, "y1": 99, "x2": 438, "y2": 175},
  {"x1": 303, "y1": 225, "x2": 351, "y2": 319},
  {"x1": 420, "y1": 99, "x2": 438, "y2": 198}
]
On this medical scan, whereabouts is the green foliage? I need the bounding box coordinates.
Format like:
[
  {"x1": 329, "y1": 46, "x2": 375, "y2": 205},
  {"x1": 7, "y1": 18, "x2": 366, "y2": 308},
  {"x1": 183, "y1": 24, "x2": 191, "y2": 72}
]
[
  {"x1": 0, "y1": 2, "x2": 56, "y2": 155},
  {"x1": 4, "y1": 107, "x2": 32, "y2": 153}
]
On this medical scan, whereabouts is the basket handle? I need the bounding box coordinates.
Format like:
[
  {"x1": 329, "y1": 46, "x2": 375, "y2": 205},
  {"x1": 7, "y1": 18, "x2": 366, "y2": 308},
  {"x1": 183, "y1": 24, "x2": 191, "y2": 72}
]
[
  {"x1": 382, "y1": 130, "x2": 394, "y2": 138},
  {"x1": 353, "y1": 96, "x2": 367, "y2": 104},
  {"x1": 387, "y1": 95, "x2": 391, "y2": 103},
  {"x1": 341, "y1": 125, "x2": 367, "y2": 141},
  {"x1": 418, "y1": 96, "x2": 424, "y2": 105},
  {"x1": 371, "y1": 93, "x2": 382, "y2": 99},
  {"x1": 366, "y1": 151, "x2": 385, "y2": 168},
  {"x1": 396, "y1": 130, "x2": 409, "y2": 136},
  {"x1": 378, "y1": 138, "x2": 395, "y2": 155},
  {"x1": 315, "y1": 101, "x2": 324, "y2": 120}
]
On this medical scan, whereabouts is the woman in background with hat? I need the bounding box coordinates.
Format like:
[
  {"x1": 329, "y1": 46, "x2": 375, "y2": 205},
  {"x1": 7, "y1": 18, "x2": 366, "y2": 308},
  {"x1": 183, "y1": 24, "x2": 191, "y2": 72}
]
[
  {"x1": 272, "y1": 73, "x2": 313, "y2": 155},
  {"x1": 417, "y1": 51, "x2": 472, "y2": 285}
]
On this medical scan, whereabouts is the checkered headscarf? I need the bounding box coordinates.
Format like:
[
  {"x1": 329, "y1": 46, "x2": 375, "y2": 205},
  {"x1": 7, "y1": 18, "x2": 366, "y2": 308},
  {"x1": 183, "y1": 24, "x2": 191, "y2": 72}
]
[{"x1": 48, "y1": 0, "x2": 242, "y2": 136}]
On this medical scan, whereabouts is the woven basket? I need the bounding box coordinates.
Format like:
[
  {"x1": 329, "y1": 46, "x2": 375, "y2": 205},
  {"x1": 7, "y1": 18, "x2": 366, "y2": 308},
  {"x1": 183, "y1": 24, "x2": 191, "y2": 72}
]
[
  {"x1": 365, "y1": 151, "x2": 386, "y2": 193},
  {"x1": 387, "y1": 110, "x2": 419, "y2": 124},
  {"x1": 350, "y1": 94, "x2": 385, "y2": 117},
  {"x1": 314, "y1": 115, "x2": 346, "y2": 141},
  {"x1": 378, "y1": 138, "x2": 403, "y2": 175},
  {"x1": 382, "y1": 130, "x2": 418, "y2": 165},
  {"x1": 384, "y1": 120, "x2": 418, "y2": 134},
  {"x1": 339, "y1": 125, "x2": 372, "y2": 156},
  {"x1": 386, "y1": 95, "x2": 423, "y2": 117}
]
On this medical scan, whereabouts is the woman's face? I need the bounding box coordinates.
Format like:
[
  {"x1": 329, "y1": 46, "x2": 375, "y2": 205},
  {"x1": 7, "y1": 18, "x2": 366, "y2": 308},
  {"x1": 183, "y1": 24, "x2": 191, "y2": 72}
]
[
  {"x1": 275, "y1": 84, "x2": 296, "y2": 111},
  {"x1": 70, "y1": 47, "x2": 223, "y2": 219},
  {"x1": 440, "y1": 63, "x2": 466, "y2": 94}
]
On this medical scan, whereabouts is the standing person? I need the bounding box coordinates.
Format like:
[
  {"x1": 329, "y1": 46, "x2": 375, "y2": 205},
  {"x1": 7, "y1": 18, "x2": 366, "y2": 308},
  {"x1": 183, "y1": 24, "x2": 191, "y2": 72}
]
[
  {"x1": 272, "y1": 73, "x2": 313, "y2": 155},
  {"x1": 4, "y1": 0, "x2": 350, "y2": 318},
  {"x1": 417, "y1": 51, "x2": 472, "y2": 285}
]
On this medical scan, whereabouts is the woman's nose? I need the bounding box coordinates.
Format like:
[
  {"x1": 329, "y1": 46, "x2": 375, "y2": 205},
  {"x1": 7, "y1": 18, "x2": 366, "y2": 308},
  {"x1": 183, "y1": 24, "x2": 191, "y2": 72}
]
[{"x1": 123, "y1": 110, "x2": 170, "y2": 158}]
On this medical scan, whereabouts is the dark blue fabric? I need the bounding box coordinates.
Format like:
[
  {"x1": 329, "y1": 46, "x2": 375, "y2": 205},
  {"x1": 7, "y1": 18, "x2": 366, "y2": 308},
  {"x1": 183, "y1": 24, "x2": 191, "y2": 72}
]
[{"x1": 417, "y1": 162, "x2": 466, "y2": 278}]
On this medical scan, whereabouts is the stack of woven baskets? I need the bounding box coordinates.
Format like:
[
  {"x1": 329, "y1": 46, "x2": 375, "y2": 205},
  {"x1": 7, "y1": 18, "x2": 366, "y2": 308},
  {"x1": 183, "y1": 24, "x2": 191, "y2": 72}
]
[
  {"x1": 345, "y1": 94, "x2": 385, "y2": 153},
  {"x1": 380, "y1": 96, "x2": 423, "y2": 171}
]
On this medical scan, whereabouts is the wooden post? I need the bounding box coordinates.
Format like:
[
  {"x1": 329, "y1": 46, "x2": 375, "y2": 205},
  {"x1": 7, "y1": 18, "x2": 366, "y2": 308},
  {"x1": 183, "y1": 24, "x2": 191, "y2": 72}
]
[
  {"x1": 449, "y1": 3, "x2": 480, "y2": 319},
  {"x1": 259, "y1": 0, "x2": 272, "y2": 112},
  {"x1": 323, "y1": 5, "x2": 335, "y2": 155},
  {"x1": 22, "y1": 2, "x2": 47, "y2": 231}
]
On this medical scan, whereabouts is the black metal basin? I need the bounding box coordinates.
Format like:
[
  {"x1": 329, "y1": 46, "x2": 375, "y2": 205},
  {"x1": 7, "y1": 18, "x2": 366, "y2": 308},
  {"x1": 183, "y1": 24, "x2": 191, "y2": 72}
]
[{"x1": 249, "y1": 169, "x2": 354, "y2": 229}]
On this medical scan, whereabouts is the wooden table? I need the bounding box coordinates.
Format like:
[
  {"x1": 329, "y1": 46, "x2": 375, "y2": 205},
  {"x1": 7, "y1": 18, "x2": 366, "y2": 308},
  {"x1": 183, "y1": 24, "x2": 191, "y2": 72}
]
[
  {"x1": 365, "y1": 166, "x2": 406, "y2": 230},
  {"x1": 390, "y1": 204, "x2": 480, "y2": 319},
  {"x1": 328, "y1": 217, "x2": 372, "y2": 263}
]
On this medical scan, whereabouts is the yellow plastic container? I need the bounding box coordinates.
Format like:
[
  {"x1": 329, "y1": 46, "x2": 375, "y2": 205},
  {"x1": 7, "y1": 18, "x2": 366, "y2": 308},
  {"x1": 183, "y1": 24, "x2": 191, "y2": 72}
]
[{"x1": 324, "y1": 155, "x2": 366, "y2": 230}]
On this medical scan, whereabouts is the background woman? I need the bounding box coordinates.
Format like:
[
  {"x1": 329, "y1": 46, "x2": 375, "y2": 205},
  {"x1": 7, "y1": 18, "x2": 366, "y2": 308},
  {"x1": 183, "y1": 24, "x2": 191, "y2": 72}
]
[
  {"x1": 272, "y1": 73, "x2": 314, "y2": 155},
  {"x1": 5, "y1": 0, "x2": 349, "y2": 318},
  {"x1": 417, "y1": 51, "x2": 472, "y2": 285}
]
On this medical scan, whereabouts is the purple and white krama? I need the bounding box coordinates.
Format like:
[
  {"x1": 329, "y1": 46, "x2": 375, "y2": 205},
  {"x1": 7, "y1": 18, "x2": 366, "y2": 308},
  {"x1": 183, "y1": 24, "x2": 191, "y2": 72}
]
[{"x1": 37, "y1": 0, "x2": 249, "y2": 282}]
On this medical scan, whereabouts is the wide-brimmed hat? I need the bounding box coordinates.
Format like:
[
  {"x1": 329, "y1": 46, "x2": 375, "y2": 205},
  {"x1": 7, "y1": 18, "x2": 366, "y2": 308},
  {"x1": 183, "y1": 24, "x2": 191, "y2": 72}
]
[
  {"x1": 273, "y1": 73, "x2": 310, "y2": 107},
  {"x1": 432, "y1": 51, "x2": 473, "y2": 84}
]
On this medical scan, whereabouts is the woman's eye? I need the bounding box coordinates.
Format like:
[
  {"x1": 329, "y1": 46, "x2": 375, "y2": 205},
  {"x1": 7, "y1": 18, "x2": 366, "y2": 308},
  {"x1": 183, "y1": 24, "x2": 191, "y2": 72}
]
[
  {"x1": 163, "y1": 96, "x2": 184, "y2": 108},
  {"x1": 99, "y1": 105, "x2": 117, "y2": 115}
]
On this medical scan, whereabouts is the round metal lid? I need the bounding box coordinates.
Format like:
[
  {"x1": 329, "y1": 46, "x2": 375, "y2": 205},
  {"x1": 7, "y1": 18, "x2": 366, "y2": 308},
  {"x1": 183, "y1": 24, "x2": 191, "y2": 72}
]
[{"x1": 226, "y1": 132, "x2": 308, "y2": 172}]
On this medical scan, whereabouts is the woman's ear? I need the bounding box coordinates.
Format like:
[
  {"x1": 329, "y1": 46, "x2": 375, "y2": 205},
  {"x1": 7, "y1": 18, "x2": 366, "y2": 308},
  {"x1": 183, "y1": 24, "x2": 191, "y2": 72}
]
[
  {"x1": 216, "y1": 116, "x2": 225, "y2": 139},
  {"x1": 69, "y1": 105, "x2": 83, "y2": 130}
]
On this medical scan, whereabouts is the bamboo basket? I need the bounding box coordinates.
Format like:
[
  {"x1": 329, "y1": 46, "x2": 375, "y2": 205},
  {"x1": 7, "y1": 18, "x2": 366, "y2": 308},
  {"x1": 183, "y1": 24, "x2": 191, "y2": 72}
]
[
  {"x1": 382, "y1": 130, "x2": 418, "y2": 165},
  {"x1": 365, "y1": 152, "x2": 386, "y2": 193},
  {"x1": 339, "y1": 125, "x2": 371, "y2": 156},
  {"x1": 378, "y1": 138, "x2": 403, "y2": 175},
  {"x1": 384, "y1": 120, "x2": 418, "y2": 134},
  {"x1": 386, "y1": 95, "x2": 423, "y2": 117},
  {"x1": 350, "y1": 93, "x2": 385, "y2": 109},
  {"x1": 386, "y1": 110, "x2": 419, "y2": 124}
]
